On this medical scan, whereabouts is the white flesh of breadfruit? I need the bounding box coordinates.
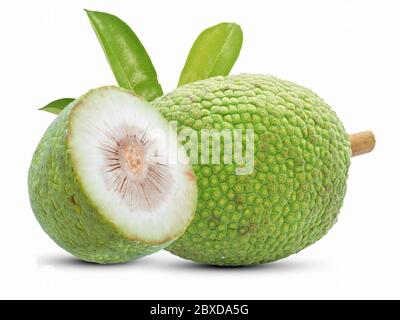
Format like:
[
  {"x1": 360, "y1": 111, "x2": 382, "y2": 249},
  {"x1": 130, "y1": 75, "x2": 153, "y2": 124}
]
[{"x1": 28, "y1": 86, "x2": 197, "y2": 263}]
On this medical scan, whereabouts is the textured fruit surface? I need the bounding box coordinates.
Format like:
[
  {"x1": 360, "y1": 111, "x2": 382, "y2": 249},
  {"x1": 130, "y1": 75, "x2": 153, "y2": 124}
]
[
  {"x1": 28, "y1": 87, "x2": 197, "y2": 264},
  {"x1": 154, "y1": 74, "x2": 351, "y2": 266}
]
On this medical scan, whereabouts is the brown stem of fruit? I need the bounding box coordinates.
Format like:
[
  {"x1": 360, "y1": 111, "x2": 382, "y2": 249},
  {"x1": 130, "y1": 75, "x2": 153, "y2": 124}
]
[{"x1": 349, "y1": 131, "x2": 376, "y2": 157}]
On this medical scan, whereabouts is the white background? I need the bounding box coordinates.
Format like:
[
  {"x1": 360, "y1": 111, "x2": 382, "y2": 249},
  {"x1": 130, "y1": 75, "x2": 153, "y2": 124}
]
[{"x1": 0, "y1": 0, "x2": 398, "y2": 300}]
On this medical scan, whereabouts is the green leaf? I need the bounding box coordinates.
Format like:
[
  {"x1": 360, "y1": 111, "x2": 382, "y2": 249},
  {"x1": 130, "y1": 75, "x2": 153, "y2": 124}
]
[
  {"x1": 178, "y1": 23, "x2": 243, "y2": 87},
  {"x1": 39, "y1": 98, "x2": 75, "y2": 115},
  {"x1": 85, "y1": 10, "x2": 163, "y2": 101}
]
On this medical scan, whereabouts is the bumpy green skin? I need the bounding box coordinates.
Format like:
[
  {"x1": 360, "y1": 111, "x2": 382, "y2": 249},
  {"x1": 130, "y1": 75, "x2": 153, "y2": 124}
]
[
  {"x1": 154, "y1": 74, "x2": 351, "y2": 266},
  {"x1": 28, "y1": 103, "x2": 168, "y2": 264}
]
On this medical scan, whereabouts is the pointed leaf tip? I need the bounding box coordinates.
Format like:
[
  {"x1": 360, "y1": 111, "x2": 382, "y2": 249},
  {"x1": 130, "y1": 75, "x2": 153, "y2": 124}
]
[
  {"x1": 39, "y1": 98, "x2": 75, "y2": 115},
  {"x1": 178, "y1": 22, "x2": 243, "y2": 87},
  {"x1": 86, "y1": 10, "x2": 163, "y2": 101}
]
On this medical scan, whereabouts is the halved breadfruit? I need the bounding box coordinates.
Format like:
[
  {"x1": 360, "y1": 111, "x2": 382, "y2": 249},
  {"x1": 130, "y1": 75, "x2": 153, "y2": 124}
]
[{"x1": 28, "y1": 86, "x2": 197, "y2": 264}]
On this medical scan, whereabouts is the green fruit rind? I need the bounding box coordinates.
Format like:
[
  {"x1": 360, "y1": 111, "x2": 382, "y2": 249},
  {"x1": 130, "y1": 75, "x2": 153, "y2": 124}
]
[
  {"x1": 29, "y1": 88, "x2": 192, "y2": 264},
  {"x1": 154, "y1": 74, "x2": 351, "y2": 266}
]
